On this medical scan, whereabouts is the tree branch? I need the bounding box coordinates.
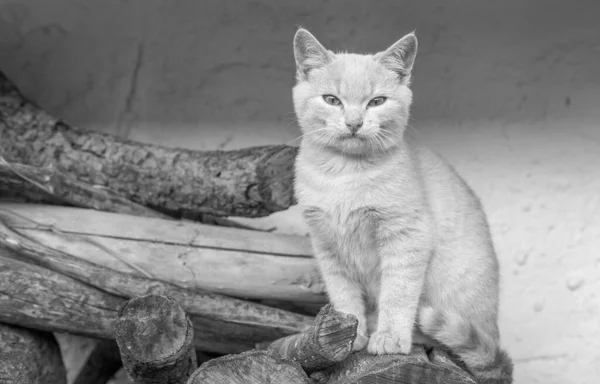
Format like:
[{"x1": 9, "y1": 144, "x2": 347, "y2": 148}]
[{"x1": 0, "y1": 71, "x2": 297, "y2": 218}]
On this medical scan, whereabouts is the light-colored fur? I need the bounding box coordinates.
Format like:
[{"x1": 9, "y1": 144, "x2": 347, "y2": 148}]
[{"x1": 292, "y1": 28, "x2": 512, "y2": 383}]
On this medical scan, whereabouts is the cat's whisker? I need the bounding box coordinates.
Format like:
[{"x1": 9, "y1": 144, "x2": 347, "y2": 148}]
[
  {"x1": 405, "y1": 121, "x2": 422, "y2": 137},
  {"x1": 262, "y1": 127, "x2": 331, "y2": 160},
  {"x1": 379, "y1": 129, "x2": 404, "y2": 141},
  {"x1": 377, "y1": 130, "x2": 401, "y2": 158},
  {"x1": 375, "y1": 133, "x2": 396, "y2": 157}
]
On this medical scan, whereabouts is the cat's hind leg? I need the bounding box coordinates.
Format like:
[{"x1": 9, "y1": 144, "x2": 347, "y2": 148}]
[{"x1": 418, "y1": 306, "x2": 513, "y2": 383}]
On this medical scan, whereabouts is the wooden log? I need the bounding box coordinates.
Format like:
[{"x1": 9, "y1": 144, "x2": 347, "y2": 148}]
[
  {"x1": 115, "y1": 295, "x2": 197, "y2": 384},
  {"x1": 186, "y1": 350, "x2": 312, "y2": 384},
  {"x1": 0, "y1": 323, "x2": 67, "y2": 384},
  {"x1": 0, "y1": 157, "x2": 170, "y2": 220},
  {"x1": 0, "y1": 248, "x2": 312, "y2": 355},
  {"x1": 0, "y1": 203, "x2": 326, "y2": 303},
  {"x1": 321, "y1": 347, "x2": 477, "y2": 384},
  {"x1": 72, "y1": 339, "x2": 123, "y2": 384},
  {"x1": 0, "y1": 158, "x2": 262, "y2": 231},
  {"x1": 0, "y1": 71, "x2": 297, "y2": 218},
  {"x1": 264, "y1": 304, "x2": 357, "y2": 373},
  {"x1": 0, "y1": 204, "x2": 315, "y2": 331},
  {"x1": 0, "y1": 249, "x2": 122, "y2": 339}
]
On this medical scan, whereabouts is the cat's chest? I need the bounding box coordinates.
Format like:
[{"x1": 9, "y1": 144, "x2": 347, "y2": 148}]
[
  {"x1": 298, "y1": 173, "x2": 382, "y2": 256},
  {"x1": 297, "y1": 169, "x2": 389, "y2": 212}
]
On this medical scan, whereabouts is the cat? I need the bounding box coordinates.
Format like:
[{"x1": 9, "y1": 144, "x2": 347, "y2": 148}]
[{"x1": 292, "y1": 28, "x2": 513, "y2": 383}]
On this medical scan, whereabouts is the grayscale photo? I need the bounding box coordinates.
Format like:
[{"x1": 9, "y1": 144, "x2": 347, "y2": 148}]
[{"x1": 0, "y1": 1, "x2": 597, "y2": 384}]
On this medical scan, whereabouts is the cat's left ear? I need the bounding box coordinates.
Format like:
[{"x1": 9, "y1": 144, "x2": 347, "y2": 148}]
[
  {"x1": 376, "y1": 32, "x2": 418, "y2": 79},
  {"x1": 293, "y1": 28, "x2": 333, "y2": 81}
]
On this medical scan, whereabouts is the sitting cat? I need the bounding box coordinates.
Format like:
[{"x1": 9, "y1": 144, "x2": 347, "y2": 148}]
[{"x1": 292, "y1": 28, "x2": 512, "y2": 383}]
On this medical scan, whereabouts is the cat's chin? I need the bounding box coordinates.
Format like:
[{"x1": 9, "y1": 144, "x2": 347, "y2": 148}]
[{"x1": 329, "y1": 137, "x2": 388, "y2": 157}]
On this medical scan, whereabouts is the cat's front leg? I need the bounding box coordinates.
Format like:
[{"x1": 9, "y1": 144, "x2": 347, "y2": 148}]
[
  {"x1": 303, "y1": 207, "x2": 370, "y2": 350},
  {"x1": 314, "y1": 250, "x2": 369, "y2": 351},
  {"x1": 368, "y1": 214, "x2": 433, "y2": 355}
]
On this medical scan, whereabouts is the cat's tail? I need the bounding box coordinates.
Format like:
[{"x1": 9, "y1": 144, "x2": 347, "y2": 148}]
[{"x1": 419, "y1": 306, "x2": 513, "y2": 384}]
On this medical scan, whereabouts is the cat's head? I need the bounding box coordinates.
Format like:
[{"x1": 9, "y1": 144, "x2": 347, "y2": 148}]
[{"x1": 292, "y1": 28, "x2": 417, "y2": 156}]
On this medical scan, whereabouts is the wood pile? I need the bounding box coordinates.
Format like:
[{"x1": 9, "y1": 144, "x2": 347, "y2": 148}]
[{"x1": 0, "y1": 71, "x2": 482, "y2": 383}]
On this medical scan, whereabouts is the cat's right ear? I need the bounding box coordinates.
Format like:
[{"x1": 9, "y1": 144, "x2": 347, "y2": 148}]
[
  {"x1": 375, "y1": 32, "x2": 418, "y2": 81},
  {"x1": 293, "y1": 28, "x2": 332, "y2": 81}
]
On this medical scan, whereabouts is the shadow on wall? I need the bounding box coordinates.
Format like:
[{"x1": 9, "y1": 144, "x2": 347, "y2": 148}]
[{"x1": 0, "y1": 1, "x2": 599, "y2": 384}]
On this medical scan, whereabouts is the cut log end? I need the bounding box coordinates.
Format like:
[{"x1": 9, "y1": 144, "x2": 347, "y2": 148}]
[
  {"x1": 187, "y1": 350, "x2": 312, "y2": 384},
  {"x1": 0, "y1": 323, "x2": 67, "y2": 384},
  {"x1": 115, "y1": 294, "x2": 197, "y2": 384},
  {"x1": 265, "y1": 304, "x2": 357, "y2": 373},
  {"x1": 313, "y1": 304, "x2": 358, "y2": 361}
]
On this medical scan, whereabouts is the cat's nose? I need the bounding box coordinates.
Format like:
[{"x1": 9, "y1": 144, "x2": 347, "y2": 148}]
[{"x1": 346, "y1": 120, "x2": 363, "y2": 134}]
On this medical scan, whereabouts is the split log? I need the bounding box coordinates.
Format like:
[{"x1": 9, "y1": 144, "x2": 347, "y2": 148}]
[
  {"x1": 0, "y1": 248, "x2": 312, "y2": 355},
  {"x1": 321, "y1": 347, "x2": 477, "y2": 384},
  {"x1": 0, "y1": 323, "x2": 67, "y2": 384},
  {"x1": 72, "y1": 339, "x2": 123, "y2": 384},
  {"x1": 264, "y1": 304, "x2": 357, "y2": 373},
  {"x1": 186, "y1": 350, "x2": 312, "y2": 384},
  {"x1": 0, "y1": 71, "x2": 297, "y2": 218},
  {"x1": 0, "y1": 203, "x2": 326, "y2": 303},
  {"x1": 115, "y1": 295, "x2": 197, "y2": 384}
]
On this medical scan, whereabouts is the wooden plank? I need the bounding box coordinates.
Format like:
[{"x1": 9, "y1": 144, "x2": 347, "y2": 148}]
[
  {"x1": 0, "y1": 323, "x2": 67, "y2": 384},
  {"x1": 0, "y1": 203, "x2": 325, "y2": 303}
]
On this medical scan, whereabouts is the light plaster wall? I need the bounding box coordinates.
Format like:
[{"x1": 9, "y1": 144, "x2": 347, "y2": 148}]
[{"x1": 1, "y1": 1, "x2": 599, "y2": 383}]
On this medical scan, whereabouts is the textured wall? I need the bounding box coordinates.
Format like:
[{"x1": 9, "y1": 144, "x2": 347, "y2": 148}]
[{"x1": 1, "y1": 1, "x2": 599, "y2": 383}]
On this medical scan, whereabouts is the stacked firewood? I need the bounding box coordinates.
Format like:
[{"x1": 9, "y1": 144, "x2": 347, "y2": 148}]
[{"x1": 0, "y1": 72, "x2": 479, "y2": 383}]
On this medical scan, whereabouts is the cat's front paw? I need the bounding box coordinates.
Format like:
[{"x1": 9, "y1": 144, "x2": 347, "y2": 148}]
[
  {"x1": 352, "y1": 331, "x2": 369, "y2": 352},
  {"x1": 367, "y1": 330, "x2": 411, "y2": 355}
]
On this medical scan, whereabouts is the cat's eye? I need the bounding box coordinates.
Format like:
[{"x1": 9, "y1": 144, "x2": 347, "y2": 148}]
[
  {"x1": 368, "y1": 97, "x2": 387, "y2": 107},
  {"x1": 323, "y1": 95, "x2": 342, "y2": 106}
]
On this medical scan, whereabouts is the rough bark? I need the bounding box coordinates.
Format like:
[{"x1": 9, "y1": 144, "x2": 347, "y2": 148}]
[
  {"x1": 0, "y1": 322, "x2": 67, "y2": 384},
  {"x1": 72, "y1": 339, "x2": 123, "y2": 384},
  {"x1": 0, "y1": 248, "x2": 312, "y2": 355},
  {"x1": 0, "y1": 158, "x2": 170, "y2": 220},
  {"x1": 0, "y1": 158, "x2": 258, "y2": 230},
  {"x1": 0, "y1": 71, "x2": 297, "y2": 218},
  {"x1": 186, "y1": 350, "x2": 312, "y2": 384},
  {"x1": 115, "y1": 295, "x2": 197, "y2": 384},
  {"x1": 264, "y1": 304, "x2": 357, "y2": 373},
  {"x1": 0, "y1": 249, "x2": 122, "y2": 339},
  {"x1": 320, "y1": 347, "x2": 477, "y2": 384}
]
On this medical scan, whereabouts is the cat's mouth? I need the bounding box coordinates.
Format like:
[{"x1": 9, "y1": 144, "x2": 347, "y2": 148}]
[{"x1": 338, "y1": 133, "x2": 367, "y2": 141}]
